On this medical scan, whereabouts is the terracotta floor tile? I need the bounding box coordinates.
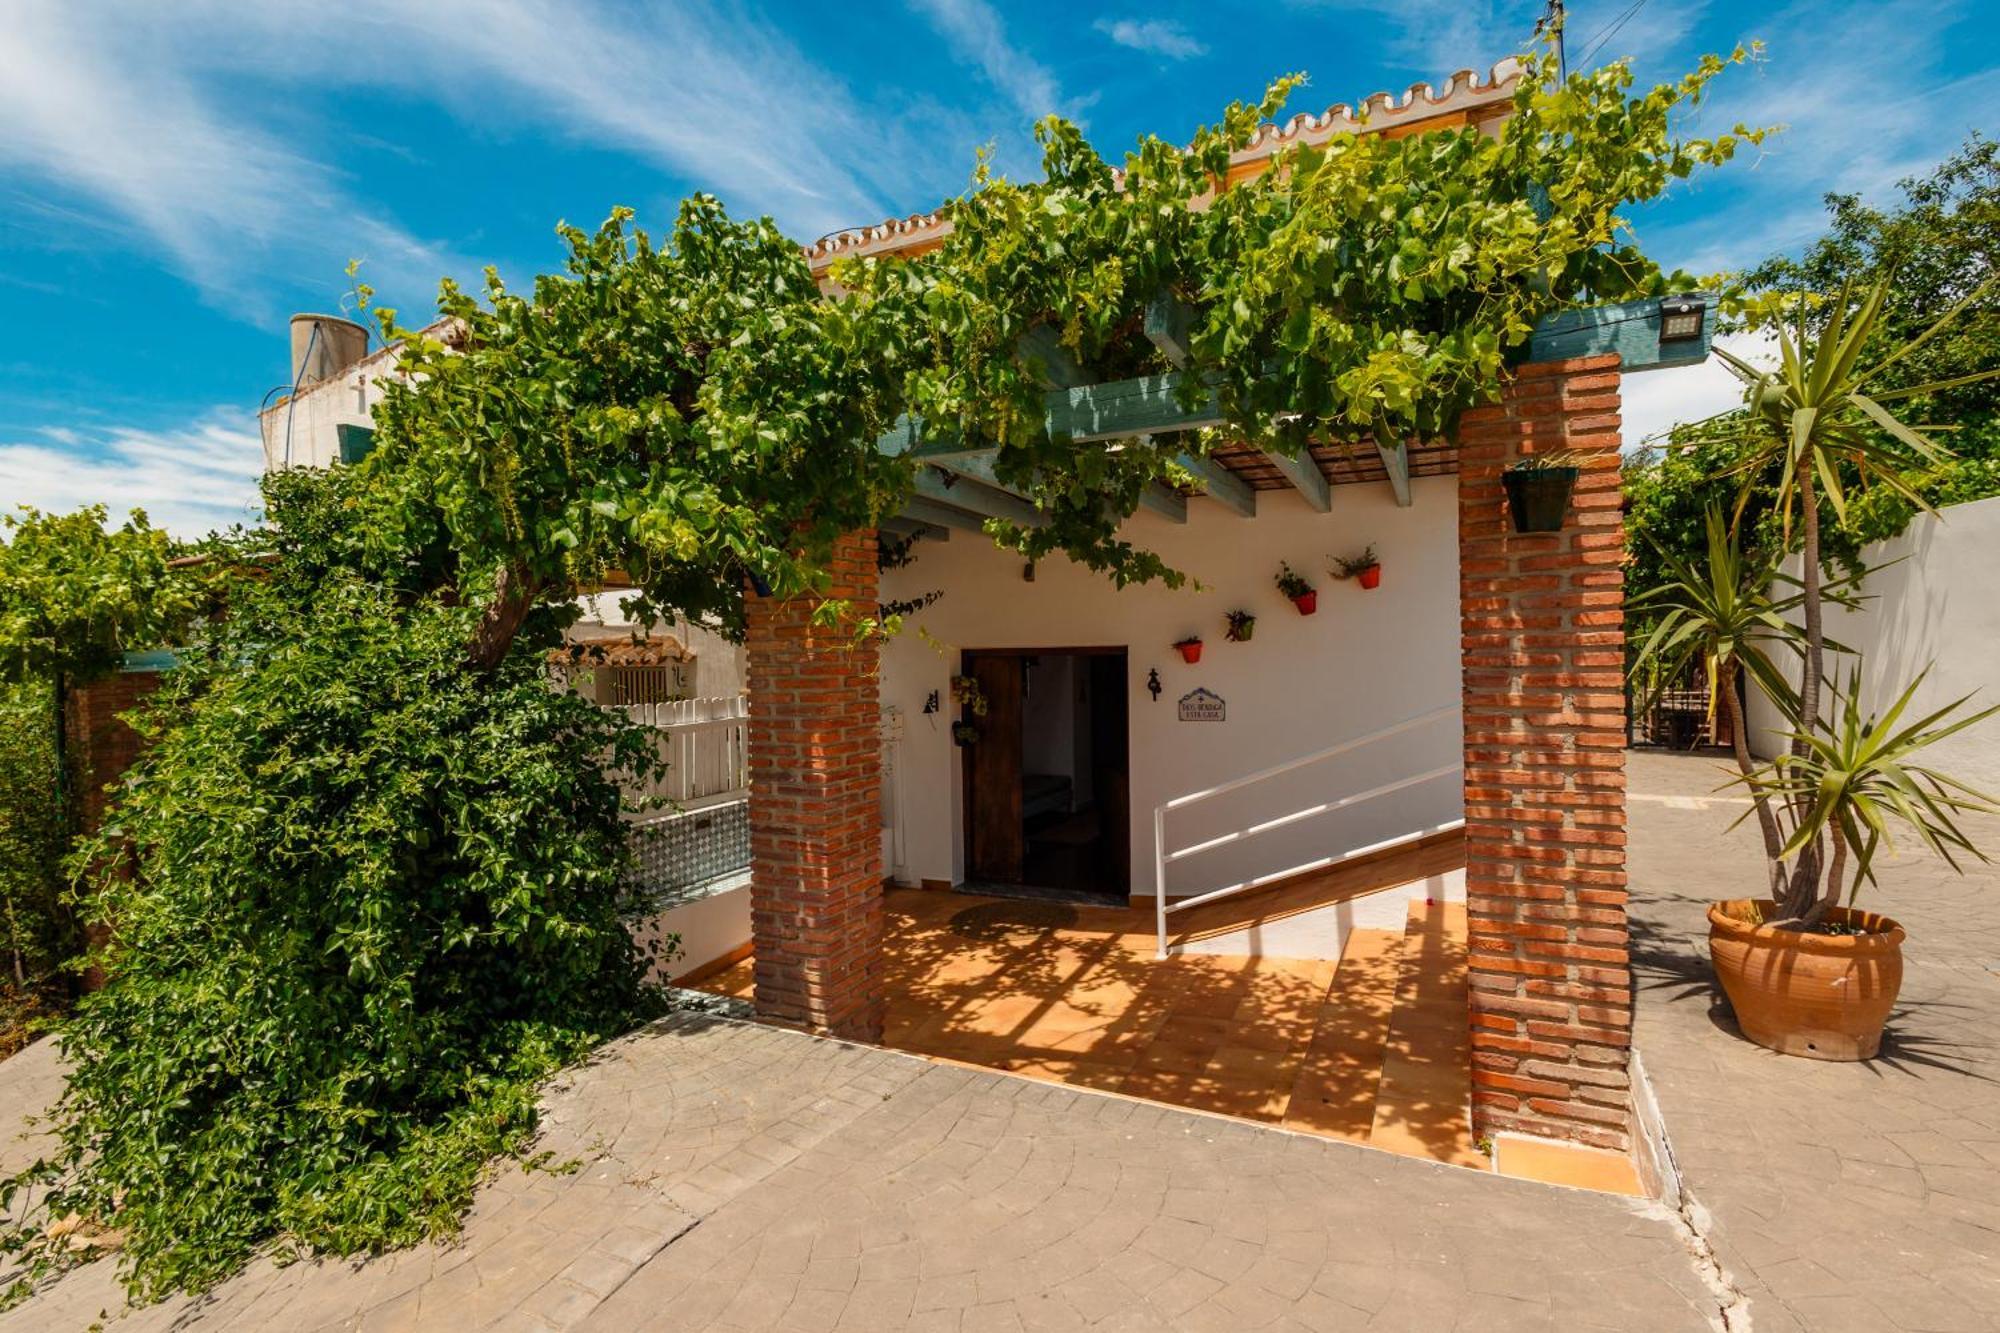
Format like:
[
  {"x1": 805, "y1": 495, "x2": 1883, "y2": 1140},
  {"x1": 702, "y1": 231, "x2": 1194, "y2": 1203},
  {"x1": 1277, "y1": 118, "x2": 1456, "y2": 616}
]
[{"x1": 696, "y1": 884, "x2": 1569, "y2": 1181}]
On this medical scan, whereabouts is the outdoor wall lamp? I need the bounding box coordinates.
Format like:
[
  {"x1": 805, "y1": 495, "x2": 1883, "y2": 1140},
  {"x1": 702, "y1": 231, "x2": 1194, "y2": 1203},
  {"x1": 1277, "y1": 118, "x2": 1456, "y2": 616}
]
[{"x1": 1659, "y1": 294, "x2": 1706, "y2": 343}]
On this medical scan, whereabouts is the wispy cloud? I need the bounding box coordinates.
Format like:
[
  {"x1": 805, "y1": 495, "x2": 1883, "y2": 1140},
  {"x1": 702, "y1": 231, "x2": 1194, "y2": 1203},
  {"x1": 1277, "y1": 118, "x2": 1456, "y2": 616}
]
[
  {"x1": 1095, "y1": 19, "x2": 1208, "y2": 61},
  {"x1": 907, "y1": 0, "x2": 1070, "y2": 124},
  {"x1": 0, "y1": 410, "x2": 265, "y2": 537},
  {"x1": 0, "y1": 1, "x2": 452, "y2": 315},
  {"x1": 0, "y1": 0, "x2": 984, "y2": 313},
  {"x1": 1634, "y1": 0, "x2": 1994, "y2": 276}
]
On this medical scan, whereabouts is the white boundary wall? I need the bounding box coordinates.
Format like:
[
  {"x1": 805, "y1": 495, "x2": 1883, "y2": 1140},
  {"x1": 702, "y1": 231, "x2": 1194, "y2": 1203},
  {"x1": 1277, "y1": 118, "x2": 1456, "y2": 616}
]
[
  {"x1": 1747, "y1": 494, "x2": 2000, "y2": 792},
  {"x1": 879, "y1": 475, "x2": 1464, "y2": 898}
]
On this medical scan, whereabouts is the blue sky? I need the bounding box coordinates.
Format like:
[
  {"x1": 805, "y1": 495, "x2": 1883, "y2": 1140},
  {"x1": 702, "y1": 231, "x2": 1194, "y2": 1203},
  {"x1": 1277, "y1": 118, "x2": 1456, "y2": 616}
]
[{"x1": 1, "y1": 0, "x2": 1994, "y2": 534}]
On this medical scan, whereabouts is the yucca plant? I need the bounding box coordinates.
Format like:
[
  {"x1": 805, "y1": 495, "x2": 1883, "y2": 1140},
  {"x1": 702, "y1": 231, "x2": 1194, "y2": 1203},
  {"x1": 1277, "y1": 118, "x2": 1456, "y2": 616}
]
[
  {"x1": 1741, "y1": 671, "x2": 1996, "y2": 915},
  {"x1": 1694, "y1": 274, "x2": 2000, "y2": 923},
  {"x1": 1630, "y1": 505, "x2": 1859, "y2": 896}
]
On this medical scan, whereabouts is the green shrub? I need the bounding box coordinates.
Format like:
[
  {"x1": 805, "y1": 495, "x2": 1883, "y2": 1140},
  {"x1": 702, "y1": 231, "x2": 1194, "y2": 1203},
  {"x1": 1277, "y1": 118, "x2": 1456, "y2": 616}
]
[
  {"x1": 4, "y1": 570, "x2": 665, "y2": 1300},
  {"x1": 0, "y1": 680, "x2": 70, "y2": 1001}
]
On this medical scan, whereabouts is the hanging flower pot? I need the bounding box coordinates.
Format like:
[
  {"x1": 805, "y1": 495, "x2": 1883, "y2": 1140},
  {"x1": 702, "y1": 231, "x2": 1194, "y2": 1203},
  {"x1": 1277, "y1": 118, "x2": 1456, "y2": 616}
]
[
  {"x1": 1173, "y1": 637, "x2": 1203, "y2": 665},
  {"x1": 1502, "y1": 456, "x2": 1582, "y2": 533},
  {"x1": 1329, "y1": 546, "x2": 1380, "y2": 590},
  {"x1": 1274, "y1": 561, "x2": 1317, "y2": 615},
  {"x1": 1225, "y1": 610, "x2": 1256, "y2": 643}
]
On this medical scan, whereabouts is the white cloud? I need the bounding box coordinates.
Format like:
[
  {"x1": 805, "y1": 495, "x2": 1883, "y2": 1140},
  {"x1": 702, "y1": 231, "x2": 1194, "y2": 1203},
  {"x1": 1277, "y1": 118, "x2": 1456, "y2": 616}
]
[
  {"x1": 907, "y1": 0, "x2": 1070, "y2": 124},
  {"x1": 0, "y1": 411, "x2": 265, "y2": 538},
  {"x1": 1621, "y1": 331, "x2": 1773, "y2": 451},
  {"x1": 0, "y1": 1, "x2": 458, "y2": 314},
  {"x1": 1095, "y1": 19, "x2": 1208, "y2": 61},
  {"x1": 0, "y1": 0, "x2": 993, "y2": 313},
  {"x1": 1620, "y1": 0, "x2": 1993, "y2": 275}
]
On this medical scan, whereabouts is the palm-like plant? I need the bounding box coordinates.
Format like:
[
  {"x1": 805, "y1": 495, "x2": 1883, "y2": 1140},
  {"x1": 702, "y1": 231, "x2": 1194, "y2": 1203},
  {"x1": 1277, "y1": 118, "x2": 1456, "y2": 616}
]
[
  {"x1": 1695, "y1": 275, "x2": 2000, "y2": 922},
  {"x1": 1630, "y1": 506, "x2": 1847, "y2": 894},
  {"x1": 1742, "y1": 672, "x2": 1996, "y2": 918}
]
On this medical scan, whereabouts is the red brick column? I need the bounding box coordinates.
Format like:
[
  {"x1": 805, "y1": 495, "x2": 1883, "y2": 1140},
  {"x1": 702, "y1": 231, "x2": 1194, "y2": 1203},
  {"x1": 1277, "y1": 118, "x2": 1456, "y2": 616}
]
[
  {"x1": 62, "y1": 666, "x2": 166, "y2": 990},
  {"x1": 743, "y1": 531, "x2": 885, "y2": 1041},
  {"x1": 63, "y1": 668, "x2": 165, "y2": 837},
  {"x1": 1456, "y1": 354, "x2": 1631, "y2": 1152}
]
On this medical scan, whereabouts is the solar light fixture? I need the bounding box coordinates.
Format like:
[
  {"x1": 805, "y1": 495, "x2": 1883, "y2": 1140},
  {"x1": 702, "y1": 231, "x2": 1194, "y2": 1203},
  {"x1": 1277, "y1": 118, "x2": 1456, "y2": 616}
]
[{"x1": 1659, "y1": 294, "x2": 1706, "y2": 343}]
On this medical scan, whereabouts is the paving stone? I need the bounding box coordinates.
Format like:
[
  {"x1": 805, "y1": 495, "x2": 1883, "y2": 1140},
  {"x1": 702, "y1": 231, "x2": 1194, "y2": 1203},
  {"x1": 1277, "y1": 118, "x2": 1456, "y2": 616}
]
[{"x1": 1629, "y1": 750, "x2": 2000, "y2": 1333}]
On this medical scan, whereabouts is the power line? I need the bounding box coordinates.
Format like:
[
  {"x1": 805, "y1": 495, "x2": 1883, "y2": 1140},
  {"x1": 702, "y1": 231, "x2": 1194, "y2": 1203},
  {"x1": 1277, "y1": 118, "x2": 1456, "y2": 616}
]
[{"x1": 1576, "y1": 0, "x2": 1653, "y2": 69}]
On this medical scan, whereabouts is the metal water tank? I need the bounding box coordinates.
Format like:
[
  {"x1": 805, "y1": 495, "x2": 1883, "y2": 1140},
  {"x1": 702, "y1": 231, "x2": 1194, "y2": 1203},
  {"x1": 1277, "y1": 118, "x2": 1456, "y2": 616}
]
[{"x1": 288, "y1": 314, "x2": 370, "y2": 389}]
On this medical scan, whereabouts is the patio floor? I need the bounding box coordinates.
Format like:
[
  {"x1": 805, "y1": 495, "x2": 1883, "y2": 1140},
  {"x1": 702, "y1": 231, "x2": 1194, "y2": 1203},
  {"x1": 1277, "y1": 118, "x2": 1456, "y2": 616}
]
[{"x1": 692, "y1": 883, "x2": 1640, "y2": 1193}]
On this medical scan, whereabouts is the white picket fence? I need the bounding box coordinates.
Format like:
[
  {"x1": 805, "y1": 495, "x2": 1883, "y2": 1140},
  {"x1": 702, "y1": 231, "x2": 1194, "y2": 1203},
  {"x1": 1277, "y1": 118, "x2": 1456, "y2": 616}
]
[{"x1": 620, "y1": 695, "x2": 750, "y2": 810}]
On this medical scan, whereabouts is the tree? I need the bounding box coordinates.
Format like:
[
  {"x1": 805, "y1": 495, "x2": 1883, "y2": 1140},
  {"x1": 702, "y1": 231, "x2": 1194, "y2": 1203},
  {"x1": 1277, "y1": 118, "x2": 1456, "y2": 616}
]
[{"x1": 3, "y1": 473, "x2": 669, "y2": 1300}]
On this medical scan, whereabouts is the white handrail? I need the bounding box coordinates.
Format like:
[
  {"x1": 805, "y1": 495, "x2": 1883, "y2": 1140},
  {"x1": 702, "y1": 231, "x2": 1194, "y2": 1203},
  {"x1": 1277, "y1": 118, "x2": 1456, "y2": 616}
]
[{"x1": 1153, "y1": 705, "x2": 1462, "y2": 958}]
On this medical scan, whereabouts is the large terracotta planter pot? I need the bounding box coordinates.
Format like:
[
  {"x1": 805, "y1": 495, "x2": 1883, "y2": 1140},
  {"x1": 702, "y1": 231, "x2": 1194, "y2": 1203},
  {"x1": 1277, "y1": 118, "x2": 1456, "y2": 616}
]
[{"x1": 1707, "y1": 899, "x2": 1906, "y2": 1060}]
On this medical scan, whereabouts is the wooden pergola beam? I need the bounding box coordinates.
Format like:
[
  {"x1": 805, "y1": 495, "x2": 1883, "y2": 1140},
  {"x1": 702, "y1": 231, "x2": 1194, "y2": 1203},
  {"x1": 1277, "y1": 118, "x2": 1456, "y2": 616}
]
[
  {"x1": 1263, "y1": 447, "x2": 1331, "y2": 512},
  {"x1": 1174, "y1": 453, "x2": 1256, "y2": 518}
]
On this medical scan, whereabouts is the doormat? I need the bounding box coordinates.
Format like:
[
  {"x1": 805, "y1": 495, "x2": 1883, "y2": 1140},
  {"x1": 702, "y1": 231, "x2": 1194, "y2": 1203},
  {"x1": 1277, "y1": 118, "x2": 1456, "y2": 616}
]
[{"x1": 948, "y1": 900, "x2": 1081, "y2": 942}]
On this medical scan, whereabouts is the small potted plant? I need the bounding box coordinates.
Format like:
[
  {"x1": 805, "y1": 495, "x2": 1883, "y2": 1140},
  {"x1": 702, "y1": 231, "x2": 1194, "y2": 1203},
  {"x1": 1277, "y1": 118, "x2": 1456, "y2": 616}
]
[
  {"x1": 1329, "y1": 546, "x2": 1381, "y2": 590},
  {"x1": 952, "y1": 720, "x2": 979, "y2": 747},
  {"x1": 1275, "y1": 562, "x2": 1317, "y2": 615},
  {"x1": 1173, "y1": 636, "x2": 1203, "y2": 665},
  {"x1": 1225, "y1": 610, "x2": 1256, "y2": 643},
  {"x1": 1501, "y1": 450, "x2": 1584, "y2": 533},
  {"x1": 950, "y1": 674, "x2": 988, "y2": 717}
]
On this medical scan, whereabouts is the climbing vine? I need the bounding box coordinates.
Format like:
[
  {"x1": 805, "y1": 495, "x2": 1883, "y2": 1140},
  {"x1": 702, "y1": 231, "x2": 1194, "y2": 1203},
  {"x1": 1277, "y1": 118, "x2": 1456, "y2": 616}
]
[{"x1": 841, "y1": 44, "x2": 1762, "y2": 586}]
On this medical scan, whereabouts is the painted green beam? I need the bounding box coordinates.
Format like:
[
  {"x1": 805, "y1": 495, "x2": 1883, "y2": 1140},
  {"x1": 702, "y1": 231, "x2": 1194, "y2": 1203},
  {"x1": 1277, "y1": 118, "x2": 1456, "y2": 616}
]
[
  {"x1": 1050, "y1": 373, "x2": 1224, "y2": 444},
  {"x1": 1262, "y1": 447, "x2": 1331, "y2": 512},
  {"x1": 1174, "y1": 453, "x2": 1256, "y2": 518},
  {"x1": 1374, "y1": 439, "x2": 1413, "y2": 508},
  {"x1": 1138, "y1": 484, "x2": 1188, "y2": 524},
  {"x1": 1016, "y1": 324, "x2": 1089, "y2": 389},
  {"x1": 1529, "y1": 292, "x2": 1717, "y2": 372},
  {"x1": 912, "y1": 466, "x2": 1045, "y2": 529},
  {"x1": 876, "y1": 295, "x2": 1714, "y2": 465},
  {"x1": 1144, "y1": 290, "x2": 1194, "y2": 368},
  {"x1": 882, "y1": 516, "x2": 950, "y2": 542},
  {"x1": 899, "y1": 497, "x2": 988, "y2": 533}
]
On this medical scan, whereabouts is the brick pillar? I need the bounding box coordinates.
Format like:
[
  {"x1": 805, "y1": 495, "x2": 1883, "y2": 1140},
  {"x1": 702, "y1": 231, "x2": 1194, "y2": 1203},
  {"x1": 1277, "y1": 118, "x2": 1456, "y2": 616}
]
[
  {"x1": 1456, "y1": 353, "x2": 1631, "y2": 1152},
  {"x1": 62, "y1": 666, "x2": 166, "y2": 991},
  {"x1": 743, "y1": 531, "x2": 885, "y2": 1041},
  {"x1": 63, "y1": 668, "x2": 165, "y2": 837}
]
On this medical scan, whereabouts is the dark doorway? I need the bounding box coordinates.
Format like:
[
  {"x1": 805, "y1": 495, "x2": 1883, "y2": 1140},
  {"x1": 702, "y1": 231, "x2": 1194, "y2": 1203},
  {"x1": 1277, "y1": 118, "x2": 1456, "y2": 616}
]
[{"x1": 961, "y1": 648, "x2": 1129, "y2": 905}]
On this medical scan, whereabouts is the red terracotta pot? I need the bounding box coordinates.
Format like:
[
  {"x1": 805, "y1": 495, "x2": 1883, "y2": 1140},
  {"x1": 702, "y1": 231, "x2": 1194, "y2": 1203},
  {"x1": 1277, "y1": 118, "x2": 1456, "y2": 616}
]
[
  {"x1": 1175, "y1": 641, "x2": 1202, "y2": 665},
  {"x1": 1358, "y1": 565, "x2": 1382, "y2": 590},
  {"x1": 1707, "y1": 899, "x2": 1906, "y2": 1060},
  {"x1": 1292, "y1": 591, "x2": 1318, "y2": 616}
]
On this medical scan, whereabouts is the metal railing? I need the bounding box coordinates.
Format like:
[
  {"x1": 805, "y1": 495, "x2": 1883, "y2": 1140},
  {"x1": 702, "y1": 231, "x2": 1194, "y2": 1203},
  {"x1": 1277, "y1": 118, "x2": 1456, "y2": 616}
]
[{"x1": 1153, "y1": 704, "x2": 1464, "y2": 958}]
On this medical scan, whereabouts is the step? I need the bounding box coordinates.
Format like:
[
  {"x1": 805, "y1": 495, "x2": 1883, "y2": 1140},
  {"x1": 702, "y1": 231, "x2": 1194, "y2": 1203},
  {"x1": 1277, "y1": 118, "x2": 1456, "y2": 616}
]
[
  {"x1": 1279, "y1": 926, "x2": 1405, "y2": 1141},
  {"x1": 1367, "y1": 899, "x2": 1483, "y2": 1166}
]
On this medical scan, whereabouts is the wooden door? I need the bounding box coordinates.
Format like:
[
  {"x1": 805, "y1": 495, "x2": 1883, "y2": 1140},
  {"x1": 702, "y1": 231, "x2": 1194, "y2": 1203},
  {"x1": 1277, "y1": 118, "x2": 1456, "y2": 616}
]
[{"x1": 964, "y1": 654, "x2": 1024, "y2": 882}]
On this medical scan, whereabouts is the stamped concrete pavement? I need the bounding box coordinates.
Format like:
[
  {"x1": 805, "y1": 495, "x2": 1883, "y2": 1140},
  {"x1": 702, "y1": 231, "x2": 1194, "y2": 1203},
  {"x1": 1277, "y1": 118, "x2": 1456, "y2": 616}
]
[
  {"x1": 0, "y1": 1005, "x2": 1720, "y2": 1331},
  {"x1": 1629, "y1": 748, "x2": 2000, "y2": 1332}
]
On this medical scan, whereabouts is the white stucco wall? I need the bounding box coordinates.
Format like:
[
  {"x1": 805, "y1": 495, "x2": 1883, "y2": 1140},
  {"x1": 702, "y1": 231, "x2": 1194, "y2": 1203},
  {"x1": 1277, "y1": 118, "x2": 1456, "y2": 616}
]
[
  {"x1": 258, "y1": 343, "x2": 402, "y2": 471},
  {"x1": 1746, "y1": 495, "x2": 2000, "y2": 792},
  {"x1": 879, "y1": 475, "x2": 1464, "y2": 899}
]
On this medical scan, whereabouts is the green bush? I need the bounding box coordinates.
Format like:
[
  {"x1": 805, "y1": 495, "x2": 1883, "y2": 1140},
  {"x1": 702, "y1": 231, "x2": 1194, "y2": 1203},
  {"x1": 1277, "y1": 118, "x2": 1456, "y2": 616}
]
[
  {"x1": 4, "y1": 567, "x2": 666, "y2": 1300},
  {"x1": 0, "y1": 681, "x2": 70, "y2": 1000}
]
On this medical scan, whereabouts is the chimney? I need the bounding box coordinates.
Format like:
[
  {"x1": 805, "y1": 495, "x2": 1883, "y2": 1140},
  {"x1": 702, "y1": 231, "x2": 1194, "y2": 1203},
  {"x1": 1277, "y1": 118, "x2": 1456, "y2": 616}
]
[{"x1": 288, "y1": 314, "x2": 370, "y2": 389}]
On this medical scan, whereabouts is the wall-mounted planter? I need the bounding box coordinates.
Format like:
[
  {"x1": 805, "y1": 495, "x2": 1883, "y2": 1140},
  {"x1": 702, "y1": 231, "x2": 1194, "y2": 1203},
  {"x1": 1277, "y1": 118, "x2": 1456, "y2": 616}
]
[
  {"x1": 1502, "y1": 467, "x2": 1579, "y2": 533},
  {"x1": 1356, "y1": 566, "x2": 1381, "y2": 590},
  {"x1": 1291, "y1": 590, "x2": 1318, "y2": 615},
  {"x1": 1225, "y1": 612, "x2": 1256, "y2": 643},
  {"x1": 1174, "y1": 638, "x2": 1203, "y2": 665}
]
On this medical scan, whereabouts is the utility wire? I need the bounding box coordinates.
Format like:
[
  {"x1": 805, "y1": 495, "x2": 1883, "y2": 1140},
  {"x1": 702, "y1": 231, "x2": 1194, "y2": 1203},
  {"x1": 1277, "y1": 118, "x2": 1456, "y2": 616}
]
[{"x1": 1575, "y1": 0, "x2": 1653, "y2": 70}]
